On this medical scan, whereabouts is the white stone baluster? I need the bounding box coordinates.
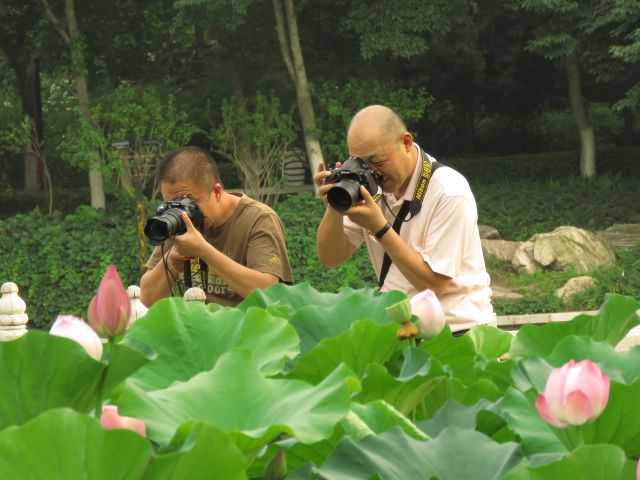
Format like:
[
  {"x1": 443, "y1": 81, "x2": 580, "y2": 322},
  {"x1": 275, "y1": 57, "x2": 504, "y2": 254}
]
[
  {"x1": 183, "y1": 287, "x2": 206, "y2": 303},
  {"x1": 127, "y1": 285, "x2": 149, "y2": 329},
  {"x1": 0, "y1": 282, "x2": 29, "y2": 341}
]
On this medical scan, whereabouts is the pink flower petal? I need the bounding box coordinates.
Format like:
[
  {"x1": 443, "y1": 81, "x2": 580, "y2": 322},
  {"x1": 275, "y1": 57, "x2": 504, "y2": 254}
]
[
  {"x1": 101, "y1": 405, "x2": 146, "y2": 436},
  {"x1": 535, "y1": 394, "x2": 569, "y2": 428},
  {"x1": 563, "y1": 389, "x2": 593, "y2": 426},
  {"x1": 50, "y1": 315, "x2": 103, "y2": 361}
]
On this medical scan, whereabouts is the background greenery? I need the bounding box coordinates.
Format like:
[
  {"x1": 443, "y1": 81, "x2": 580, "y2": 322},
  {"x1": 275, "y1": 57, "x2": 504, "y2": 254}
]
[{"x1": 2, "y1": 147, "x2": 638, "y2": 329}]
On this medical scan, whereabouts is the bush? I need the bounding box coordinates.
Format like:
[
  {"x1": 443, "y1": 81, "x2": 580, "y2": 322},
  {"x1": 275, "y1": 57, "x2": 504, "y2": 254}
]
[
  {"x1": 273, "y1": 192, "x2": 378, "y2": 292},
  {"x1": 0, "y1": 197, "x2": 146, "y2": 329}
]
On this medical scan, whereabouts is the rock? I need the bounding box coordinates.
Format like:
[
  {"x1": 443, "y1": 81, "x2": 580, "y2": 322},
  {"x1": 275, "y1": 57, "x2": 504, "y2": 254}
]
[
  {"x1": 512, "y1": 241, "x2": 539, "y2": 274},
  {"x1": 479, "y1": 226, "x2": 501, "y2": 239},
  {"x1": 556, "y1": 276, "x2": 596, "y2": 303},
  {"x1": 491, "y1": 286, "x2": 523, "y2": 300},
  {"x1": 512, "y1": 226, "x2": 616, "y2": 274},
  {"x1": 482, "y1": 239, "x2": 522, "y2": 263}
]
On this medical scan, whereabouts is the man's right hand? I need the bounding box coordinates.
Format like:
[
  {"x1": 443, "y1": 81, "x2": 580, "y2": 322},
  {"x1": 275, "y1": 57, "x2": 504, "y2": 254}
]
[
  {"x1": 164, "y1": 245, "x2": 186, "y2": 276},
  {"x1": 314, "y1": 161, "x2": 342, "y2": 209}
]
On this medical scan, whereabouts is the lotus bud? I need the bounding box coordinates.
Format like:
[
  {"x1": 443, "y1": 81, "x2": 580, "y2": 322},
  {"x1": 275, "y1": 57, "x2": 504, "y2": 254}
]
[
  {"x1": 535, "y1": 359, "x2": 610, "y2": 428},
  {"x1": 101, "y1": 405, "x2": 146, "y2": 436},
  {"x1": 385, "y1": 298, "x2": 412, "y2": 324},
  {"x1": 264, "y1": 448, "x2": 287, "y2": 480},
  {"x1": 50, "y1": 315, "x2": 103, "y2": 361},
  {"x1": 410, "y1": 289, "x2": 445, "y2": 340},
  {"x1": 88, "y1": 264, "x2": 131, "y2": 338}
]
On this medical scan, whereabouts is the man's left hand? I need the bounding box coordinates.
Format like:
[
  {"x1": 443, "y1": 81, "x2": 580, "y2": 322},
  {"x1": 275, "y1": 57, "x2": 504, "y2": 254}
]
[{"x1": 345, "y1": 186, "x2": 388, "y2": 233}]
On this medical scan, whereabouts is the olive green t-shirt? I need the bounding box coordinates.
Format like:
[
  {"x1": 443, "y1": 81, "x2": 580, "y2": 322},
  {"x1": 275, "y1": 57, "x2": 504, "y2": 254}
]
[{"x1": 146, "y1": 194, "x2": 293, "y2": 306}]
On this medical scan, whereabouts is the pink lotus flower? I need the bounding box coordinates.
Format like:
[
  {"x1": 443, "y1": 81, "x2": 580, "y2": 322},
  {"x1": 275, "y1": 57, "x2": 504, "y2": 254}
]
[
  {"x1": 50, "y1": 315, "x2": 103, "y2": 361},
  {"x1": 535, "y1": 359, "x2": 610, "y2": 428},
  {"x1": 379, "y1": 286, "x2": 389, "y2": 292},
  {"x1": 410, "y1": 289, "x2": 445, "y2": 340},
  {"x1": 88, "y1": 264, "x2": 131, "y2": 338},
  {"x1": 101, "y1": 405, "x2": 146, "y2": 436}
]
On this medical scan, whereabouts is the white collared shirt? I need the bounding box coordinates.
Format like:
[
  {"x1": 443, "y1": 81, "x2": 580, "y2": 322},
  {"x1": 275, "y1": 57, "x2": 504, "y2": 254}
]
[{"x1": 343, "y1": 144, "x2": 494, "y2": 331}]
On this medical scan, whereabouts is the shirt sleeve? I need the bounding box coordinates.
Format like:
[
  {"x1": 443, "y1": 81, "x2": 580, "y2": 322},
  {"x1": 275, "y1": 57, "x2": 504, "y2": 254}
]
[{"x1": 246, "y1": 212, "x2": 294, "y2": 283}]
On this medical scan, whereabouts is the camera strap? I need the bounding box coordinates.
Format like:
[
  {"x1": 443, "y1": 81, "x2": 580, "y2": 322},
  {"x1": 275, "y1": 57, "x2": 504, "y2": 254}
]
[{"x1": 378, "y1": 150, "x2": 444, "y2": 289}]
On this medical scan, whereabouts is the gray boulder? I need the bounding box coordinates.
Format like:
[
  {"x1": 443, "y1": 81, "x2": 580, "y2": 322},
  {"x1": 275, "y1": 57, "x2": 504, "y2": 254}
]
[
  {"x1": 512, "y1": 226, "x2": 616, "y2": 274},
  {"x1": 556, "y1": 276, "x2": 596, "y2": 303},
  {"x1": 481, "y1": 239, "x2": 523, "y2": 263},
  {"x1": 479, "y1": 226, "x2": 501, "y2": 240}
]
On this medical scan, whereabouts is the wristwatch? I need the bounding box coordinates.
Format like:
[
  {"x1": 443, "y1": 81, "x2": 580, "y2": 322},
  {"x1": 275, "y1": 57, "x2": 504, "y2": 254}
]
[{"x1": 369, "y1": 222, "x2": 392, "y2": 242}]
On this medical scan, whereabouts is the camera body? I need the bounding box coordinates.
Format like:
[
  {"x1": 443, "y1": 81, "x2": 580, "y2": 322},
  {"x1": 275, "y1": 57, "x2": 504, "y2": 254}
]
[
  {"x1": 325, "y1": 156, "x2": 381, "y2": 212},
  {"x1": 144, "y1": 195, "x2": 205, "y2": 246}
]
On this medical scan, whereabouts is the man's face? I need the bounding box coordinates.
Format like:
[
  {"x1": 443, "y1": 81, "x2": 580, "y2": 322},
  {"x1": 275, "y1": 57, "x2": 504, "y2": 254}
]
[
  {"x1": 347, "y1": 135, "x2": 413, "y2": 195},
  {"x1": 161, "y1": 180, "x2": 215, "y2": 228}
]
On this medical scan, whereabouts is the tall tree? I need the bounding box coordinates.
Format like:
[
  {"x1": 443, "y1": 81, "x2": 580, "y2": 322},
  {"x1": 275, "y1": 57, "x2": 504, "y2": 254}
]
[
  {"x1": 0, "y1": 0, "x2": 47, "y2": 191},
  {"x1": 272, "y1": 0, "x2": 324, "y2": 179},
  {"x1": 38, "y1": 0, "x2": 106, "y2": 208},
  {"x1": 520, "y1": 0, "x2": 599, "y2": 177}
]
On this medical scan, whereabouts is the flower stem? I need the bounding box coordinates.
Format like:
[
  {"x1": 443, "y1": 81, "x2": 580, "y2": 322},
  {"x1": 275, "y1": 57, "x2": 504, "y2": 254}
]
[{"x1": 94, "y1": 338, "x2": 115, "y2": 418}]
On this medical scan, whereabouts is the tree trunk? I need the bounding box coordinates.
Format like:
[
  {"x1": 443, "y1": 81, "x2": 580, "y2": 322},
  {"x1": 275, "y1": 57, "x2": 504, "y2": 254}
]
[
  {"x1": 272, "y1": 0, "x2": 324, "y2": 189},
  {"x1": 51, "y1": 0, "x2": 106, "y2": 208},
  {"x1": 566, "y1": 51, "x2": 596, "y2": 177},
  {"x1": 11, "y1": 56, "x2": 46, "y2": 191}
]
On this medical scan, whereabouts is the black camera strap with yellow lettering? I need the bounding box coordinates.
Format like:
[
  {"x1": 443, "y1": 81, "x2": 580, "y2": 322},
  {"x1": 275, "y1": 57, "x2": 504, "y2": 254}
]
[{"x1": 378, "y1": 149, "x2": 444, "y2": 288}]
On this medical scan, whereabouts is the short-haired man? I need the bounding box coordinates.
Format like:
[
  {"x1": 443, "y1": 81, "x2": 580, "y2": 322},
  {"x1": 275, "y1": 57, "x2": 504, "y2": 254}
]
[
  {"x1": 141, "y1": 146, "x2": 293, "y2": 307},
  {"x1": 314, "y1": 105, "x2": 493, "y2": 334}
]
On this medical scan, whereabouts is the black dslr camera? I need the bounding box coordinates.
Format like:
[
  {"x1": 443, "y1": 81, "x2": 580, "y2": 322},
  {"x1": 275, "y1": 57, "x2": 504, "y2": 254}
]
[
  {"x1": 325, "y1": 156, "x2": 381, "y2": 212},
  {"x1": 144, "y1": 195, "x2": 205, "y2": 246}
]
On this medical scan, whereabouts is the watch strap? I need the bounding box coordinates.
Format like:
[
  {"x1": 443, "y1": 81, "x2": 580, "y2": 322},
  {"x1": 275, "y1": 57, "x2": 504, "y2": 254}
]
[{"x1": 369, "y1": 222, "x2": 392, "y2": 242}]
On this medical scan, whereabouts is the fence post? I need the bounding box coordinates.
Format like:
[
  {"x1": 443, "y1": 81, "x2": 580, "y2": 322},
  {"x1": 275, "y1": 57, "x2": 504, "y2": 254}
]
[
  {"x1": 0, "y1": 282, "x2": 29, "y2": 341},
  {"x1": 127, "y1": 285, "x2": 149, "y2": 329},
  {"x1": 183, "y1": 287, "x2": 206, "y2": 303}
]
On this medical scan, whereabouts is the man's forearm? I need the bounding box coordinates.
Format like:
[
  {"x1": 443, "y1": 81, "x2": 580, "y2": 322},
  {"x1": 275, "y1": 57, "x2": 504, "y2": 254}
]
[
  {"x1": 317, "y1": 208, "x2": 356, "y2": 268},
  {"x1": 198, "y1": 245, "x2": 279, "y2": 298},
  {"x1": 378, "y1": 229, "x2": 451, "y2": 296}
]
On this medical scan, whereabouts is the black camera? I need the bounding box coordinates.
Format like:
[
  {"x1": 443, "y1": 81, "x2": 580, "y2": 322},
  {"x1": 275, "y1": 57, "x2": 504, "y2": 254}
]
[
  {"x1": 325, "y1": 156, "x2": 381, "y2": 212},
  {"x1": 144, "y1": 195, "x2": 205, "y2": 246}
]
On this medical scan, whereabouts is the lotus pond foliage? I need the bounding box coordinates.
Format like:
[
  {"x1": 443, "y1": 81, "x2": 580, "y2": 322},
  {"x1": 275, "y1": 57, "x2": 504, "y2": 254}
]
[{"x1": 1, "y1": 264, "x2": 640, "y2": 479}]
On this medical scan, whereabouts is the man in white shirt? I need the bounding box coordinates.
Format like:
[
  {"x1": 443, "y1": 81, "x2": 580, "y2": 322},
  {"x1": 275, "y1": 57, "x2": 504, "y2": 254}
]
[{"x1": 314, "y1": 105, "x2": 493, "y2": 334}]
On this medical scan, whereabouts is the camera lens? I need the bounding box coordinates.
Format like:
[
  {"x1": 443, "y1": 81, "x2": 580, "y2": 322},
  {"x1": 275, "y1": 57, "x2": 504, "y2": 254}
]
[
  {"x1": 143, "y1": 209, "x2": 186, "y2": 246},
  {"x1": 327, "y1": 179, "x2": 360, "y2": 212}
]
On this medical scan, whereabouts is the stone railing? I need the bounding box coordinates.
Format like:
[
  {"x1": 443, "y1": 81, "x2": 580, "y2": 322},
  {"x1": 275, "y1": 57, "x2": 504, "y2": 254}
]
[{"x1": 0, "y1": 282, "x2": 206, "y2": 342}]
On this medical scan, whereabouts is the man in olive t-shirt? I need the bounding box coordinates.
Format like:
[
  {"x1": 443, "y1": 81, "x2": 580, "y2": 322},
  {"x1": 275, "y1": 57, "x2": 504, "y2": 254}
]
[{"x1": 140, "y1": 147, "x2": 293, "y2": 308}]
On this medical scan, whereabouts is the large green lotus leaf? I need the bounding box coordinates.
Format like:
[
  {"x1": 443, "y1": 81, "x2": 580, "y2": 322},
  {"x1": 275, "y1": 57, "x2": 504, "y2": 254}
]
[
  {"x1": 547, "y1": 336, "x2": 640, "y2": 384},
  {"x1": 103, "y1": 338, "x2": 157, "y2": 396},
  {"x1": 287, "y1": 291, "x2": 407, "y2": 358},
  {"x1": 421, "y1": 377, "x2": 503, "y2": 419},
  {"x1": 501, "y1": 445, "x2": 637, "y2": 480},
  {"x1": 582, "y1": 379, "x2": 640, "y2": 457},
  {"x1": 510, "y1": 356, "x2": 554, "y2": 393},
  {"x1": 346, "y1": 401, "x2": 429, "y2": 441},
  {"x1": 0, "y1": 330, "x2": 105, "y2": 429},
  {"x1": 118, "y1": 348, "x2": 354, "y2": 453},
  {"x1": 237, "y1": 282, "x2": 401, "y2": 317},
  {"x1": 146, "y1": 421, "x2": 247, "y2": 480},
  {"x1": 123, "y1": 299, "x2": 299, "y2": 391},
  {"x1": 0, "y1": 408, "x2": 151, "y2": 480},
  {"x1": 287, "y1": 320, "x2": 403, "y2": 385},
  {"x1": 356, "y1": 350, "x2": 447, "y2": 415},
  {"x1": 418, "y1": 398, "x2": 509, "y2": 440},
  {"x1": 290, "y1": 426, "x2": 522, "y2": 480},
  {"x1": 502, "y1": 387, "x2": 567, "y2": 456},
  {"x1": 467, "y1": 325, "x2": 513, "y2": 359},
  {"x1": 476, "y1": 357, "x2": 518, "y2": 393},
  {"x1": 509, "y1": 294, "x2": 640, "y2": 360},
  {"x1": 419, "y1": 324, "x2": 481, "y2": 386}
]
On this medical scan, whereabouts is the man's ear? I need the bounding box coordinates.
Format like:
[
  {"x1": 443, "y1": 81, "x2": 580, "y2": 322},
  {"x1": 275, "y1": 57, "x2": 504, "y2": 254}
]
[
  {"x1": 213, "y1": 183, "x2": 223, "y2": 200},
  {"x1": 401, "y1": 132, "x2": 414, "y2": 152}
]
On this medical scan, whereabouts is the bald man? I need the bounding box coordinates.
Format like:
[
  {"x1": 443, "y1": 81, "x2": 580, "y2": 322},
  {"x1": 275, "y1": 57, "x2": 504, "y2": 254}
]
[
  {"x1": 141, "y1": 146, "x2": 293, "y2": 308},
  {"x1": 314, "y1": 105, "x2": 494, "y2": 335}
]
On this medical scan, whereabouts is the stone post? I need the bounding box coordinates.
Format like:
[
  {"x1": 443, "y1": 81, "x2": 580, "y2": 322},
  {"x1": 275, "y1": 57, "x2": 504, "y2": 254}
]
[
  {"x1": 0, "y1": 282, "x2": 29, "y2": 341},
  {"x1": 127, "y1": 285, "x2": 148, "y2": 329},
  {"x1": 183, "y1": 287, "x2": 206, "y2": 303}
]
